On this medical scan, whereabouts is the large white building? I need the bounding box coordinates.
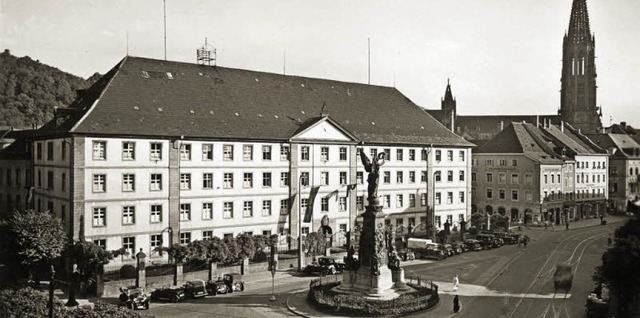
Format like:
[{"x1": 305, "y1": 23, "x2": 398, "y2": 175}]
[{"x1": 0, "y1": 56, "x2": 473, "y2": 263}]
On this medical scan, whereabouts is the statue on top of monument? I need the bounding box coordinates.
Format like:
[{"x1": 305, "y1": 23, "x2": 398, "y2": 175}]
[{"x1": 359, "y1": 150, "x2": 386, "y2": 204}]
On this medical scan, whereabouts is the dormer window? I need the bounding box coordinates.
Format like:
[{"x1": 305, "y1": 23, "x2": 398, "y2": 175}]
[{"x1": 141, "y1": 71, "x2": 149, "y2": 78}]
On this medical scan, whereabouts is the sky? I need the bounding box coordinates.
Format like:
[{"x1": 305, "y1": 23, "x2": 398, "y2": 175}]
[{"x1": 2, "y1": 0, "x2": 639, "y2": 126}]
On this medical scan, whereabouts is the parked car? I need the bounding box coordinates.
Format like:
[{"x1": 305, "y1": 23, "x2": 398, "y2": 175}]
[
  {"x1": 206, "y1": 279, "x2": 229, "y2": 295},
  {"x1": 443, "y1": 244, "x2": 455, "y2": 256},
  {"x1": 304, "y1": 256, "x2": 347, "y2": 275},
  {"x1": 183, "y1": 280, "x2": 207, "y2": 298},
  {"x1": 554, "y1": 263, "x2": 573, "y2": 293},
  {"x1": 119, "y1": 287, "x2": 150, "y2": 310},
  {"x1": 494, "y1": 232, "x2": 519, "y2": 244},
  {"x1": 150, "y1": 286, "x2": 185, "y2": 303},
  {"x1": 397, "y1": 249, "x2": 415, "y2": 261},
  {"x1": 450, "y1": 242, "x2": 464, "y2": 254},
  {"x1": 463, "y1": 239, "x2": 483, "y2": 251},
  {"x1": 414, "y1": 243, "x2": 447, "y2": 260},
  {"x1": 476, "y1": 234, "x2": 501, "y2": 249}
]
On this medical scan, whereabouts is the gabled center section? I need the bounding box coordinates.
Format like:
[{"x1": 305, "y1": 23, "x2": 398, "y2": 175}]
[{"x1": 290, "y1": 116, "x2": 358, "y2": 143}]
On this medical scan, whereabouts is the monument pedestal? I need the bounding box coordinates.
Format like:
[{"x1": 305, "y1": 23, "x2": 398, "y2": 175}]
[{"x1": 392, "y1": 268, "x2": 410, "y2": 290}]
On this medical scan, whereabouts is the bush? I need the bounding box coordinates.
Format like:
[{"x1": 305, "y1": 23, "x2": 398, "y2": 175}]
[
  {"x1": 119, "y1": 265, "x2": 137, "y2": 279},
  {"x1": 308, "y1": 282, "x2": 439, "y2": 316}
]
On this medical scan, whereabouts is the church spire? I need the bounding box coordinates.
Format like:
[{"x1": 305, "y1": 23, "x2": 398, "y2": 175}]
[
  {"x1": 443, "y1": 78, "x2": 455, "y2": 103},
  {"x1": 567, "y1": 0, "x2": 591, "y2": 42}
]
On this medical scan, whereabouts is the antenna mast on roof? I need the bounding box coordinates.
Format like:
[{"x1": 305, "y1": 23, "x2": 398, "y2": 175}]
[{"x1": 197, "y1": 38, "x2": 216, "y2": 66}]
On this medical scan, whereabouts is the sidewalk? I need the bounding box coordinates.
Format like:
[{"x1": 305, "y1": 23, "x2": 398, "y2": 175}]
[{"x1": 512, "y1": 214, "x2": 628, "y2": 233}]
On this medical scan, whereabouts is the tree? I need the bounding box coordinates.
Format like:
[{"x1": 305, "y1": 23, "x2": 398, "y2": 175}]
[
  {"x1": 593, "y1": 219, "x2": 640, "y2": 317},
  {"x1": 163, "y1": 244, "x2": 189, "y2": 264},
  {"x1": 470, "y1": 212, "x2": 487, "y2": 229},
  {"x1": 235, "y1": 233, "x2": 256, "y2": 260},
  {"x1": 305, "y1": 232, "x2": 327, "y2": 256},
  {"x1": 3, "y1": 210, "x2": 67, "y2": 281},
  {"x1": 490, "y1": 214, "x2": 510, "y2": 231},
  {"x1": 204, "y1": 237, "x2": 229, "y2": 264},
  {"x1": 223, "y1": 236, "x2": 239, "y2": 264}
]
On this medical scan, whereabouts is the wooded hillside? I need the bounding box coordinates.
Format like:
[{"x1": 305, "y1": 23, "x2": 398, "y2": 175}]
[{"x1": 0, "y1": 49, "x2": 100, "y2": 128}]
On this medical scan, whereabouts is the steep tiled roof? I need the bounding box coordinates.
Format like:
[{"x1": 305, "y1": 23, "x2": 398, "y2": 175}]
[
  {"x1": 475, "y1": 123, "x2": 523, "y2": 153},
  {"x1": 541, "y1": 124, "x2": 595, "y2": 154},
  {"x1": 588, "y1": 133, "x2": 640, "y2": 158},
  {"x1": 475, "y1": 122, "x2": 563, "y2": 164},
  {"x1": 55, "y1": 56, "x2": 472, "y2": 147}
]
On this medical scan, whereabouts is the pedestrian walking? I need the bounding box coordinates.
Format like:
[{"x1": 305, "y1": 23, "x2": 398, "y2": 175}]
[
  {"x1": 565, "y1": 222, "x2": 569, "y2": 230},
  {"x1": 452, "y1": 274, "x2": 459, "y2": 291},
  {"x1": 453, "y1": 295, "x2": 460, "y2": 313},
  {"x1": 523, "y1": 236, "x2": 528, "y2": 248},
  {"x1": 607, "y1": 234, "x2": 612, "y2": 246}
]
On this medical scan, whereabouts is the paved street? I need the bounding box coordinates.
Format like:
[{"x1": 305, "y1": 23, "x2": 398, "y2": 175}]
[{"x1": 108, "y1": 216, "x2": 625, "y2": 318}]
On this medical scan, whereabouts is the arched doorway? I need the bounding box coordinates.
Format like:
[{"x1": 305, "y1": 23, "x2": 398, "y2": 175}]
[
  {"x1": 498, "y1": 207, "x2": 506, "y2": 216},
  {"x1": 486, "y1": 206, "x2": 493, "y2": 214},
  {"x1": 524, "y1": 208, "x2": 533, "y2": 224},
  {"x1": 510, "y1": 208, "x2": 519, "y2": 221}
]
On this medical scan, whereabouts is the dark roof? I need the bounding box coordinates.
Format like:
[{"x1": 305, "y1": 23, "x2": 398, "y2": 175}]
[
  {"x1": 49, "y1": 56, "x2": 472, "y2": 147},
  {"x1": 588, "y1": 133, "x2": 640, "y2": 158},
  {"x1": 0, "y1": 138, "x2": 29, "y2": 160},
  {"x1": 456, "y1": 115, "x2": 559, "y2": 130},
  {"x1": 475, "y1": 122, "x2": 563, "y2": 164}
]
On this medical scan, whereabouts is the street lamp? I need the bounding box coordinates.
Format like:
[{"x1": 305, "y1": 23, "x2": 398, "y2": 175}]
[
  {"x1": 298, "y1": 174, "x2": 305, "y2": 271},
  {"x1": 432, "y1": 171, "x2": 437, "y2": 241}
]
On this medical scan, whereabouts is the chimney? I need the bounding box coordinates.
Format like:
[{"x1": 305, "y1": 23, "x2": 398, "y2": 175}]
[
  {"x1": 561, "y1": 121, "x2": 564, "y2": 132},
  {"x1": 621, "y1": 121, "x2": 627, "y2": 127},
  {"x1": 451, "y1": 110, "x2": 455, "y2": 132},
  {"x1": 500, "y1": 120, "x2": 504, "y2": 131},
  {"x1": 536, "y1": 115, "x2": 540, "y2": 127}
]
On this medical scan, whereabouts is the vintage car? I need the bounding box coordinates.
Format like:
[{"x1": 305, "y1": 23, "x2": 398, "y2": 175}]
[
  {"x1": 207, "y1": 273, "x2": 246, "y2": 295},
  {"x1": 463, "y1": 239, "x2": 483, "y2": 251},
  {"x1": 554, "y1": 263, "x2": 574, "y2": 293},
  {"x1": 397, "y1": 249, "x2": 416, "y2": 261},
  {"x1": 443, "y1": 244, "x2": 456, "y2": 256},
  {"x1": 451, "y1": 242, "x2": 466, "y2": 254},
  {"x1": 183, "y1": 279, "x2": 207, "y2": 298},
  {"x1": 150, "y1": 286, "x2": 185, "y2": 303},
  {"x1": 304, "y1": 256, "x2": 347, "y2": 275},
  {"x1": 414, "y1": 243, "x2": 447, "y2": 260},
  {"x1": 119, "y1": 287, "x2": 150, "y2": 310},
  {"x1": 494, "y1": 232, "x2": 519, "y2": 245},
  {"x1": 476, "y1": 234, "x2": 502, "y2": 249}
]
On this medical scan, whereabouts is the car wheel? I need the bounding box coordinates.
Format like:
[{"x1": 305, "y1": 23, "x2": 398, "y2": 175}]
[
  {"x1": 240, "y1": 283, "x2": 245, "y2": 291},
  {"x1": 228, "y1": 286, "x2": 233, "y2": 294},
  {"x1": 172, "y1": 296, "x2": 179, "y2": 303},
  {"x1": 144, "y1": 301, "x2": 149, "y2": 310}
]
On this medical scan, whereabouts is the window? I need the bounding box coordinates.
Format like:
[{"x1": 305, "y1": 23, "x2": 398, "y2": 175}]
[
  {"x1": 551, "y1": 174, "x2": 555, "y2": 183},
  {"x1": 202, "y1": 202, "x2": 213, "y2": 220},
  {"x1": 435, "y1": 192, "x2": 441, "y2": 205},
  {"x1": 180, "y1": 144, "x2": 191, "y2": 160},
  {"x1": 122, "y1": 174, "x2": 135, "y2": 192},
  {"x1": 321, "y1": 147, "x2": 329, "y2": 161},
  {"x1": 357, "y1": 196, "x2": 364, "y2": 210},
  {"x1": 92, "y1": 141, "x2": 106, "y2": 160},
  {"x1": 459, "y1": 191, "x2": 465, "y2": 203},
  {"x1": 396, "y1": 218, "x2": 404, "y2": 227},
  {"x1": 471, "y1": 172, "x2": 477, "y2": 182},
  {"x1": 61, "y1": 173, "x2": 66, "y2": 192},
  {"x1": 459, "y1": 171, "x2": 465, "y2": 181},
  {"x1": 384, "y1": 148, "x2": 391, "y2": 160},
  {"x1": 421, "y1": 193, "x2": 427, "y2": 206},
  {"x1": 447, "y1": 170, "x2": 454, "y2": 182},
  {"x1": 396, "y1": 149, "x2": 403, "y2": 161},
  {"x1": 223, "y1": 145, "x2": 234, "y2": 161},
  {"x1": 435, "y1": 171, "x2": 442, "y2": 182},
  {"x1": 122, "y1": 142, "x2": 135, "y2": 160},
  {"x1": 383, "y1": 195, "x2": 390, "y2": 208},
  {"x1": 123, "y1": 237, "x2": 135, "y2": 257},
  {"x1": 224, "y1": 173, "x2": 234, "y2": 188},
  {"x1": 301, "y1": 146, "x2": 310, "y2": 161},
  {"x1": 409, "y1": 194, "x2": 416, "y2": 207},
  {"x1": 180, "y1": 232, "x2": 191, "y2": 245},
  {"x1": 447, "y1": 150, "x2": 453, "y2": 161},
  {"x1": 409, "y1": 149, "x2": 416, "y2": 161},
  {"x1": 302, "y1": 227, "x2": 310, "y2": 235},
  {"x1": 396, "y1": 171, "x2": 403, "y2": 184},
  {"x1": 243, "y1": 201, "x2": 253, "y2": 217},
  {"x1": 499, "y1": 189, "x2": 506, "y2": 200},
  {"x1": 301, "y1": 199, "x2": 309, "y2": 212},
  {"x1": 262, "y1": 172, "x2": 272, "y2": 187},
  {"x1": 202, "y1": 231, "x2": 213, "y2": 240},
  {"x1": 93, "y1": 207, "x2": 106, "y2": 226},
  {"x1": 300, "y1": 172, "x2": 310, "y2": 186},
  {"x1": 122, "y1": 206, "x2": 135, "y2": 224},
  {"x1": 94, "y1": 239, "x2": 106, "y2": 249},
  {"x1": 512, "y1": 159, "x2": 518, "y2": 166},
  {"x1": 202, "y1": 144, "x2": 213, "y2": 160},
  {"x1": 243, "y1": 145, "x2": 253, "y2": 161},
  {"x1": 223, "y1": 202, "x2": 234, "y2": 218},
  {"x1": 280, "y1": 199, "x2": 289, "y2": 214},
  {"x1": 421, "y1": 170, "x2": 427, "y2": 182},
  {"x1": 339, "y1": 197, "x2": 347, "y2": 211},
  {"x1": 262, "y1": 146, "x2": 272, "y2": 160},
  {"x1": 486, "y1": 188, "x2": 493, "y2": 199},
  {"x1": 511, "y1": 174, "x2": 519, "y2": 184},
  {"x1": 339, "y1": 147, "x2": 347, "y2": 161},
  {"x1": 36, "y1": 143, "x2": 42, "y2": 160},
  {"x1": 150, "y1": 142, "x2": 162, "y2": 161},
  {"x1": 339, "y1": 224, "x2": 347, "y2": 233},
  {"x1": 180, "y1": 173, "x2": 191, "y2": 190},
  {"x1": 280, "y1": 172, "x2": 289, "y2": 187},
  {"x1": 525, "y1": 174, "x2": 532, "y2": 185},
  {"x1": 396, "y1": 194, "x2": 403, "y2": 208},
  {"x1": 486, "y1": 159, "x2": 493, "y2": 167},
  {"x1": 357, "y1": 171, "x2": 363, "y2": 184},
  {"x1": 459, "y1": 151, "x2": 465, "y2": 161},
  {"x1": 409, "y1": 171, "x2": 416, "y2": 183},
  {"x1": 435, "y1": 150, "x2": 441, "y2": 161},
  {"x1": 47, "y1": 171, "x2": 54, "y2": 190},
  {"x1": 47, "y1": 141, "x2": 54, "y2": 161},
  {"x1": 499, "y1": 159, "x2": 507, "y2": 166},
  {"x1": 383, "y1": 171, "x2": 390, "y2": 184},
  {"x1": 150, "y1": 173, "x2": 162, "y2": 191},
  {"x1": 321, "y1": 172, "x2": 329, "y2": 186},
  {"x1": 544, "y1": 174, "x2": 549, "y2": 184},
  {"x1": 150, "y1": 235, "x2": 162, "y2": 254},
  {"x1": 150, "y1": 204, "x2": 162, "y2": 223},
  {"x1": 511, "y1": 190, "x2": 519, "y2": 201},
  {"x1": 257, "y1": 200, "x2": 271, "y2": 217},
  {"x1": 93, "y1": 174, "x2": 106, "y2": 192},
  {"x1": 180, "y1": 203, "x2": 191, "y2": 221},
  {"x1": 499, "y1": 173, "x2": 506, "y2": 183},
  {"x1": 242, "y1": 172, "x2": 253, "y2": 188},
  {"x1": 36, "y1": 170, "x2": 40, "y2": 188},
  {"x1": 280, "y1": 145, "x2": 290, "y2": 160},
  {"x1": 447, "y1": 192, "x2": 453, "y2": 204},
  {"x1": 370, "y1": 148, "x2": 378, "y2": 159},
  {"x1": 203, "y1": 173, "x2": 213, "y2": 189},
  {"x1": 340, "y1": 171, "x2": 347, "y2": 185}
]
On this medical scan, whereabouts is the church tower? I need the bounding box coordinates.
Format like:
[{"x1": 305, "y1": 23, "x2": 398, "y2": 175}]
[
  {"x1": 560, "y1": 0, "x2": 602, "y2": 133},
  {"x1": 441, "y1": 79, "x2": 456, "y2": 132}
]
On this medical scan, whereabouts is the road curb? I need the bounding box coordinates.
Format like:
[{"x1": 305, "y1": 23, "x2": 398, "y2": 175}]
[{"x1": 286, "y1": 292, "x2": 312, "y2": 318}]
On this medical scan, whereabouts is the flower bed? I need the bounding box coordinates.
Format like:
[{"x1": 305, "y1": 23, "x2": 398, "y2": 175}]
[{"x1": 308, "y1": 282, "x2": 439, "y2": 316}]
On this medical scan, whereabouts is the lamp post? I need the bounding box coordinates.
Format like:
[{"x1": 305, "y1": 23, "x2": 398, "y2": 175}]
[
  {"x1": 432, "y1": 171, "x2": 437, "y2": 241},
  {"x1": 298, "y1": 174, "x2": 305, "y2": 271},
  {"x1": 48, "y1": 264, "x2": 55, "y2": 318},
  {"x1": 423, "y1": 145, "x2": 432, "y2": 240}
]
